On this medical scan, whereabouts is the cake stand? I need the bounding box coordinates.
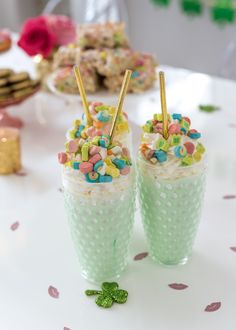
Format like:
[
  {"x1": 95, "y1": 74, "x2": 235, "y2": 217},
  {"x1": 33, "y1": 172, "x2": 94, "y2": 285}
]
[{"x1": 0, "y1": 86, "x2": 40, "y2": 128}]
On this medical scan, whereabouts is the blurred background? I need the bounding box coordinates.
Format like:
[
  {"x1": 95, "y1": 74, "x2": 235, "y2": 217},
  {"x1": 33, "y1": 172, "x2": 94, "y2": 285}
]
[{"x1": 1, "y1": 0, "x2": 236, "y2": 77}]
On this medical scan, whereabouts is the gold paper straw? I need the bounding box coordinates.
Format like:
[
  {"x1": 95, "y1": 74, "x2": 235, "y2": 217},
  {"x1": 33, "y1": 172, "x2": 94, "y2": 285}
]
[
  {"x1": 73, "y1": 65, "x2": 93, "y2": 126},
  {"x1": 159, "y1": 71, "x2": 169, "y2": 140},
  {"x1": 110, "y1": 69, "x2": 132, "y2": 142}
]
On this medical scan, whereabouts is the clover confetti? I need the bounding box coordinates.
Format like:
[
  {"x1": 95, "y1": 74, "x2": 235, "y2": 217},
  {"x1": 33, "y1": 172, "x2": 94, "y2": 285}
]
[
  {"x1": 85, "y1": 282, "x2": 128, "y2": 308},
  {"x1": 198, "y1": 104, "x2": 220, "y2": 113}
]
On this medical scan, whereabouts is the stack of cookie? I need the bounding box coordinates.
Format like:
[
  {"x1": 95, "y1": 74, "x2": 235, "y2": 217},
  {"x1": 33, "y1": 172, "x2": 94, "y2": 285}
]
[
  {"x1": 53, "y1": 22, "x2": 157, "y2": 94},
  {"x1": 0, "y1": 69, "x2": 40, "y2": 102}
]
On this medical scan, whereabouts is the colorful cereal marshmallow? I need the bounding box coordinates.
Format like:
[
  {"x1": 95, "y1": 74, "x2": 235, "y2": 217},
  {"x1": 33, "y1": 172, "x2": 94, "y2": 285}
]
[
  {"x1": 112, "y1": 158, "x2": 126, "y2": 169},
  {"x1": 174, "y1": 145, "x2": 187, "y2": 158},
  {"x1": 73, "y1": 162, "x2": 80, "y2": 170},
  {"x1": 169, "y1": 134, "x2": 181, "y2": 146},
  {"x1": 99, "y1": 175, "x2": 113, "y2": 183},
  {"x1": 120, "y1": 166, "x2": 130, "y2": 175},
  {"x1": 96, "y1": 110, "x2": 110, "y2": 122},
  {"x1": 193, "y1": 152, "x2": 202, "y2": 162},
  {"x1": 105, "y1": 166, "x2": 120, "y2": 178},
  {"x1": 154, "y1": 150, "x2": 167, "y2": 163},
  {"x1": 184, "y1": 142, "x2": 195, "y2": 155},
  {"x1": 168, "y1": 124, "x2": 181, "y2": 135},
  {"x1": 156, "y1": 138, "x2": 170, "y2": 152},
  {"x1": 89, "y1": 145, "x2": 101, "y2": 156},
  {"x1": 86, "y1": 171, "x2": 99, "y2": 183},
  {"x1": 79, "y1": 162, "x2": 93, "y2": 174},
  {"x1": 94, "y1": 160, "x2": 104, "y2": 172},
  {"x1": 196, "y1": 142, "x2": 205, "y2": 154},
  {"x1": 68, "y1": 140, "x2": 78, "y2": 153},
  {"x1": 99, "y1": 135, "x2": 110, "y2": 148},
  {"x1": 89, "y1": 153, "x2": 102, "y2": 164},
  {"x1": 58, "y1": 152, "x2": 67, "y2": 164},
  {"x1": 181, "y1": 155, "x2": 193, "y2": 166},
  {"x1": 172, "y1": 113, "x2": 182, "y2": 121},
  {"x1": 188, "y1": 129, "x2": 201, "y2": 139},
  {"x1": 81, "y1": 143, "x2": 89, "y2": 161}
]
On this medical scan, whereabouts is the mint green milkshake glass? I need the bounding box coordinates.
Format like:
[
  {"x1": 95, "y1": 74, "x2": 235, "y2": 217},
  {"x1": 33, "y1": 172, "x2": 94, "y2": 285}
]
[
  {"x1": 62, "y1": 167, "x2": 135, "y2": 283},
  {"x1": 138, "y1": 155, "x2": 206, "y2": 265},
  {"x1": 137, "y1": 109, "x2": 207, "y2": 266}
]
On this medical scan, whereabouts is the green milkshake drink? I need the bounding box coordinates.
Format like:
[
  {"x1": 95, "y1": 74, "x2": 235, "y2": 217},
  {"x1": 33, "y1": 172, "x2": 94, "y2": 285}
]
[
  {"x1": 138, "y1": 112, "x2": 206, "y2": 265},
  {"x1": 58, "y1": 115, "x2": 135, "y2": 283}
]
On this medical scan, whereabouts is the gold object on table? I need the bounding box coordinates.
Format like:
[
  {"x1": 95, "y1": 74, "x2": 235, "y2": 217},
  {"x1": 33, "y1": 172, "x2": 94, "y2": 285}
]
[
  {"x1": 110, "y1": 69, "x2": 132, "y2": 142},
  {"x1": 0, "y1": 127, "x2": 21, "y2": 174},
  {"x1": 74, "y1": 65, "x2": 93, "y2": 126},
  {"x1": 159, "y1": 71, "x2": 169, "y2": 140}
]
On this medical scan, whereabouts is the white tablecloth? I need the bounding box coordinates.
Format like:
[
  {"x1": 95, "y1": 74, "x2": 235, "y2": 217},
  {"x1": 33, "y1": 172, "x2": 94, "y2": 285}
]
[{"x1": 1, "y1": 43, "x2": 236, "y2": 330}]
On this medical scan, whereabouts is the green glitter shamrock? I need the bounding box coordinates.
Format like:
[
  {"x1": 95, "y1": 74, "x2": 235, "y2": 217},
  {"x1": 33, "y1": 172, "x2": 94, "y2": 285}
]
[
  {"x1": 198, "y1": 104, "x2": 220, "y2": 113},
  {"x1": 85, "y1": 282, "x2": 128, "y2": 308}
]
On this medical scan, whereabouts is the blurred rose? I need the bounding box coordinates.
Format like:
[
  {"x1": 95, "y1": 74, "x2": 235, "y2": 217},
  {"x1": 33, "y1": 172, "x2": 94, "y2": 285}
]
[
  {"x1": 46, "y1": 15, "x2": 76, "y2": 46},
  {"x1": 17, "y1": 16, "x2": 55, "y2": 58}
]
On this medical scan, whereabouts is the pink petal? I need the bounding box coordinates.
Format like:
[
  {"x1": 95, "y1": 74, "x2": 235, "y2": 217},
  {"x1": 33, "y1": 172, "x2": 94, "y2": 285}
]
[
  {"x1": 134, "y1": 252, "x2": 148, "y2": 261},
  {"x1": 63, "y1": 327, "x2": 71, "y2": 330},
  {"x1": 48, "y1": 286, "x2": 59, "y2": 299},
  {"x1": 229, "y1": 123, "x2": 236, "y2": 128},
  {"x1": 230, "y1": 247, "x2": 236, "y2": 252},
  {"x1": 168, "y1": 283, "x2": 188, "y2": 290},
  {"x1": 223, "y1": 195, "x2": 236, "y2": 200},
  {"x1": 204, "y1": 302, "x2": 221, "y2": 312},
  {"x1": 15, "y1": 171, "x2": 28, "y2": 176},
  {"x1": 10, "y1": 222, "x2": 19, "y2": 231}
]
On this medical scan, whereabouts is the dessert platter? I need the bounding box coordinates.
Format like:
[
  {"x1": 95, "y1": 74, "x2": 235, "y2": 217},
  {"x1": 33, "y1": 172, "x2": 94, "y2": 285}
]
[
  {"x1": 0, "y1": 68, "x2": 40, "y2": 127},
  {"x1": 47, "y1": 22, "x2": 158, "y2": 100}
]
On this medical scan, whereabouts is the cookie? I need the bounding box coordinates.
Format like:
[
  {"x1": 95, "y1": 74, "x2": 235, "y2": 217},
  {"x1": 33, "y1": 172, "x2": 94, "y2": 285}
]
[
  {"x1": 0, "y1": 69, "x2": 13, "y2": 79},
  {"x1": 0, "y1": 78, "x2": 8, "y2": 87},
  {"x1": 8, "y1": 72, "x2": 29, "y2": 84},
  {"x1": 0, "y1": 94, "x2": 11, "y2": 101},
  {"x1": 11, "y1": 80, "x2": 31, "y2": 91},
  {"x1": 30, "y1": 79, "x2": 41, "y2": 88},
  {"x1": 0, "y1": 86, "x2": 11, "y2": 96},
  {"x1": 12, "y1": 87, "x2": 33, "y2": 99}
]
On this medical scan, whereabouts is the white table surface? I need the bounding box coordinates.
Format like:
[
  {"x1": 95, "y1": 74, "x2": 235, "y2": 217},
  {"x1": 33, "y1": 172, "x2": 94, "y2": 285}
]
[{"x1": 1, "y1": 43, "x2": 236, "y2": 330}]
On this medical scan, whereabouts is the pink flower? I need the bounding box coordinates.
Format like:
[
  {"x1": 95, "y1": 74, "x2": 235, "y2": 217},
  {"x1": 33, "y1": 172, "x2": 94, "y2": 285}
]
[
  {"x1": 46, "y1": 15, "x2": 76, "y2": 46},
  {"x1": 17, "y1": 16, "x2": 56, "y2": 58}
]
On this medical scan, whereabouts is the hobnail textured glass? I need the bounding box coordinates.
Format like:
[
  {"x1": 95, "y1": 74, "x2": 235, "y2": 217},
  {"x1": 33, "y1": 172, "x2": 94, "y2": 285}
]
[
  {"x1": 63, "y1": 170, "x2": 135, "y2": 283},
  {"x1": 137, "y1": 156, "x2": 206, "y2": 265}
]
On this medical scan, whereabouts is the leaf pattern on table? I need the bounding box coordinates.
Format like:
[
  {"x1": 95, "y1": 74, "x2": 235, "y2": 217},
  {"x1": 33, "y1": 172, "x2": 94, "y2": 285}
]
[
  {"x1": 10, "y1": 221, "x2": 19, "y2": 231},
  {"x1": 223, "y1": 195, "x2": 236, "y2": 199},
  {"x1": 134, "y1": 252, "x2": 148, "y2": 261},
  {"x1": 168, "y1": 283, "x2": 189, "y2": 290},
  {"x1": 204, "y1": 302, "x2": 221, "y2": 312},
  {"x1": 48, "y1": 286, "x2": 59, "y2": 299},
  {"x1": 230, "y1": 247, "x2": 236, "y2": 252}
]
